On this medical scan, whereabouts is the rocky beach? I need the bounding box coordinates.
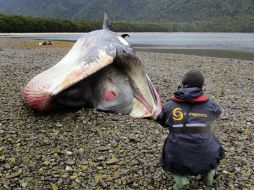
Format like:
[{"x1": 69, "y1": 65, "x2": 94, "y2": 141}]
[{"x1": 0, "y1": 38, "x2": 253, "y2": 190}]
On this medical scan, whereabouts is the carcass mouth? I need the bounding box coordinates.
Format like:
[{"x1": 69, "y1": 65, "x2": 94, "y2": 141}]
[
  {"x1": 113, "y1": 53, "x2": 161, "y2": 117},
  {"x1": 54, "y1": 53, "x2": 161, "y2": 118}
]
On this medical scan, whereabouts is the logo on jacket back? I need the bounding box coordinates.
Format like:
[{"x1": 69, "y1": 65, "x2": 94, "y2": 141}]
[
  {"x1": 172, "y1": 108, "x2": 184, "y2": 120},
  {"x1": 172, "y1": 107, "x2": 208, "y2": 121}
]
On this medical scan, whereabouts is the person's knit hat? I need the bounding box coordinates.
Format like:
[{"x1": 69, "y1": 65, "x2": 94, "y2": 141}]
[{"x1": 182, "y1": 70, "x2": 204, "y2": 89}]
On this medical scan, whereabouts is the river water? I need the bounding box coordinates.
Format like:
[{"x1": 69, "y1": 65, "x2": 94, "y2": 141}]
[{"x1": 1, "y1": 32, "x2": 254, "y2": 60}]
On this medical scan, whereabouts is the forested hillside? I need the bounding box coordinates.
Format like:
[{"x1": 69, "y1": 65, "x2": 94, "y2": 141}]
[
  {"x1": 1, "y1": 13, "x2": 254, "y2": 33},
  {"x1": 1, "y1": 0, "x2": 254, "y2": 32},
  {"x1": 0, "y1": 13, "x2": 176, "y2": 33},
  {"x1": 0, "y1": 0, "x2": 253, "y2": 22}
]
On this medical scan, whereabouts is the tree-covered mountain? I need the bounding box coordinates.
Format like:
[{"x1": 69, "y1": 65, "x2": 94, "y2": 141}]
[{"x1": 0, "y1": 0, "x2": 254, "y2": 22}]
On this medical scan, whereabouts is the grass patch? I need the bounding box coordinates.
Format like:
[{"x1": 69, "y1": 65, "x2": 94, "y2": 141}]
[{"x1": 7, "y1": 38, "x2": 74, "y2": 49}]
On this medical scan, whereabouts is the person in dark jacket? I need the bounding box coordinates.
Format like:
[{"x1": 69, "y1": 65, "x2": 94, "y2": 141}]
[{"x1": 156, "y1": 70, "x2": 224, "y2": 190}]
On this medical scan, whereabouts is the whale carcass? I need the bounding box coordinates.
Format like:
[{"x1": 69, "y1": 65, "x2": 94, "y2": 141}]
[{"x1": 22, "y1": 14, "x2": 162, "y2": 118}]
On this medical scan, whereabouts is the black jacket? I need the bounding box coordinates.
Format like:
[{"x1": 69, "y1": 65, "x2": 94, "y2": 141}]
[{"x1": 156, "y1": 87, "x2": 224, "y2": 175}]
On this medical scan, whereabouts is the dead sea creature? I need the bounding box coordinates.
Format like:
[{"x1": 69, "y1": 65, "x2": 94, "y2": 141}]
[{"x1": 22, "y1": 14, "x2": 162, "y2": 118}]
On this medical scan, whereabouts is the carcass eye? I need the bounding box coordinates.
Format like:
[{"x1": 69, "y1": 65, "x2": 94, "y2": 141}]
[{"x1": 102, "y1": 90, "x2": 116, "y2": 101}]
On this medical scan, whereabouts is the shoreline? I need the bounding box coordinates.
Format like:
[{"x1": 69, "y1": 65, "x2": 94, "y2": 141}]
[
  {"x1": 0, "y1": 38, "x2": 253, "y2": 189},
  {"x1": 1, "y1": 37, "x2": 254, "y2": 61},
  {"x1": 135, "y1": 48, "x2": 254, "y2": 61}
]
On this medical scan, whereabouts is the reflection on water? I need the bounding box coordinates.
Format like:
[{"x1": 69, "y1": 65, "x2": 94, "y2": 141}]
[
  {"x1": 1, "y1": 32, "x2": 254, "y2": 60},
  {"x1": 129, "y1": 32, "x2": 254, "y2": 52}
]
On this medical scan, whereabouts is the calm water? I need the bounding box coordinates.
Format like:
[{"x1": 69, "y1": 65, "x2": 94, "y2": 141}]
[{"x1": 1, "y1": 32, "x2": 254, "y2": 60}]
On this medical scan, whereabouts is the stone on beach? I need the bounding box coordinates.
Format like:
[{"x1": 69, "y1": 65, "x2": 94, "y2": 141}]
[{"x1": 0, "y1": 38, "x2": 253, "y2": 189}]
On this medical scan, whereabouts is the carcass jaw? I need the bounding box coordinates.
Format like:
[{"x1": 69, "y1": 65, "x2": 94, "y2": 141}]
[{"x1": 114, "y1": 54, "x2": 157, "y2": 117}]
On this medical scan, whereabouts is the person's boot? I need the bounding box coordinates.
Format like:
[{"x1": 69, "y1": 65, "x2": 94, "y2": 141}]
[
  {"x1": 172, "y1": 174, "x2": 190, "y2": 190},
  {"x1": 204, "y1": 170, "x2": 215, "y2": 186}
]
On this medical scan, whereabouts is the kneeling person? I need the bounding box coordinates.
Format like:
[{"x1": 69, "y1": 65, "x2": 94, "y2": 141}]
[{"x1": 156, "y1": 70, "x2": 224, "y2": 190}]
